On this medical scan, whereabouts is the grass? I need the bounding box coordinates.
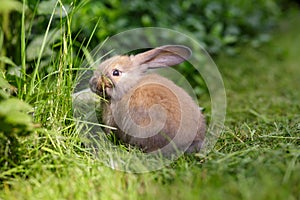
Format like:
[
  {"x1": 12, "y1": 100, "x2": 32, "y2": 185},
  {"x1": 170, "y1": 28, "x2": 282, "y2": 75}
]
[{"x1": 1, "y1": 10, "x2": 300, "y2": 200}]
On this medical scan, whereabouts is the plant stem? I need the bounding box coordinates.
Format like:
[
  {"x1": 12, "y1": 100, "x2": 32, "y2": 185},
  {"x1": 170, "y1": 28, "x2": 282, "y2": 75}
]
[
  {"x1": 21, "y1": 0, "x2": 26, "y2": 85},
  {"x1": 21, "y1": 0, "x2": 26, "y2": 94}
]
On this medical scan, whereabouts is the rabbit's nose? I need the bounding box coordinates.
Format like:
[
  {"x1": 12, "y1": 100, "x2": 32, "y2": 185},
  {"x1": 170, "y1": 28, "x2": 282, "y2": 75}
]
[
  {"x1": 89, "y1": 75, "x2": 113, "y2": 97},
  {"x1": 101, "y1": 75, "x2": 113, "y2": 89}
]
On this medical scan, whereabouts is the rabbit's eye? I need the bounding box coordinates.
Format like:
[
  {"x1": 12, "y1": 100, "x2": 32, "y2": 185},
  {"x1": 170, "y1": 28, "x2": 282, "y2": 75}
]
[{"x1": 112, "y1": 69, "x2": 121, "y2": 76}]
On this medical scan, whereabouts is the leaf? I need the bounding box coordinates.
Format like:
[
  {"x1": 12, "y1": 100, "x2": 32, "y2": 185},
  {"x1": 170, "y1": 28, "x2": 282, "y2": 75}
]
[
  {"x1": 38, "y1": 0, "x2": 70, "y2": 17},
  {"x1": 26, "y1": 29, "x2": 61, "y2": 61},
  {"x1": 211, "y1": 23, "x2": 223, "y2": 37},
  {"x1": 0, "y1": 74, "x2": 10, "y2": 99},
  {"x1": 0, "y1": 0, "x2": 23, "y2": 13},
  {"x1": 0, "y1": 98, "x2": 34, "y2": 136},
  {"x1": 0, "y1": 57, "x2": 17, "y2": 68},
  {"x1": 5, "y1": 111, "x2": 32, "y2": 127},
  {"x1": 0, "y1": 73, "x2": 10, "y2": 89},
  {"x1": 0, "y1": 98, "x2": 32, "y2": 114},
  {"x1": 223, "y1": 35, "x2": 238, "y2": 44}
]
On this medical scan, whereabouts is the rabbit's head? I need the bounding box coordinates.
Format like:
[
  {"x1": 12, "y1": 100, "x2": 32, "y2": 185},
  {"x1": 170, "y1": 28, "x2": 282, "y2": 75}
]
[{"x1": 89, "y1": 45, "x2": 191, "y2": 100}]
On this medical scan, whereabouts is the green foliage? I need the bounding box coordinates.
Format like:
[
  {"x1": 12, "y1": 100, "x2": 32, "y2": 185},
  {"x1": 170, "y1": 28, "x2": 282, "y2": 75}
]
[
  {"x1": 1, "y1": 0, "x2": 281, "y2": 74},
  {"x1": 0, "y1": 73, "x2": 35, "y2": 170},
  {"x1": 71, "y1": 0, "x2": 280, "y2": 54},
  {"x1": 0, "y1": 98, "x2": 34, "y2": 135},
  {"x1": 0, "y1": 0, "x2": 23, "y2": 70}
]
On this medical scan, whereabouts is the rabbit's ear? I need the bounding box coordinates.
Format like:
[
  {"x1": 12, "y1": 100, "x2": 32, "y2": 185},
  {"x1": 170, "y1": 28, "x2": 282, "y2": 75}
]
[{"x1": 133, "y1": 45, "x2": 192, "y2": 69}]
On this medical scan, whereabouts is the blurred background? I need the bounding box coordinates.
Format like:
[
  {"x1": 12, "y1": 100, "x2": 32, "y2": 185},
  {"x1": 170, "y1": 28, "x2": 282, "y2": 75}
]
[{"x1": 1, "y1": 0, "x2": 298, "y2": 74}]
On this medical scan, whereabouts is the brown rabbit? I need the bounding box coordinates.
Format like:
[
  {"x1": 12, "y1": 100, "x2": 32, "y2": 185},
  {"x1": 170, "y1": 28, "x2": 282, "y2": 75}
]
[{"x1": 89, "y1": 45, "x2": 206, "y2": 154}]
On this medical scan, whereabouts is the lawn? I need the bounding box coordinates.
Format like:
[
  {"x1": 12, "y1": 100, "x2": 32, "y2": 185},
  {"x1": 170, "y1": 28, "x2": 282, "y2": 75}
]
[{"x1": 0, "y1": 9, "x2": 299, "y2": 200}]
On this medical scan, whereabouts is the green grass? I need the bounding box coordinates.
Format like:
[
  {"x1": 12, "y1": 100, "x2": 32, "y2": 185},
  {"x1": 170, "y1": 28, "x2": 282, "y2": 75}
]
[{"x1": 1, "y1": 10, "x2": 300, "y2": 200}]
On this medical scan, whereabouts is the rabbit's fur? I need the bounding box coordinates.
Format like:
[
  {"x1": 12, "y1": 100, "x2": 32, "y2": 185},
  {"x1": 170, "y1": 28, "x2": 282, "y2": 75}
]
[{"x1": 89, "y1": 45, "x2": 206, "y2": 154}]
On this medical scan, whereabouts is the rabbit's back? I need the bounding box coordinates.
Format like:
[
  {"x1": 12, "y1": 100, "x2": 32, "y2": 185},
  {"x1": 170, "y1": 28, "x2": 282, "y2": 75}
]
[{"x1": 109, "y1": 74, "x2": 205, "y2": 153}]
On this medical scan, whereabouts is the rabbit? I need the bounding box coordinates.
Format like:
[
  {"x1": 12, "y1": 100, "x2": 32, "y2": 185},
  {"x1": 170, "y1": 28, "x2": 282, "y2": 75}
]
[{"x1": 89, "y1": 45, "x2": 206, "y2": 155}]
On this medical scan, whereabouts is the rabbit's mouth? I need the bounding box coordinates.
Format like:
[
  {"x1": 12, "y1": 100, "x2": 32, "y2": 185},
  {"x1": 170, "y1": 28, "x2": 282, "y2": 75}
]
[{"x1": 89, "y1": 75, "x2": 113, "y2": 98}]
